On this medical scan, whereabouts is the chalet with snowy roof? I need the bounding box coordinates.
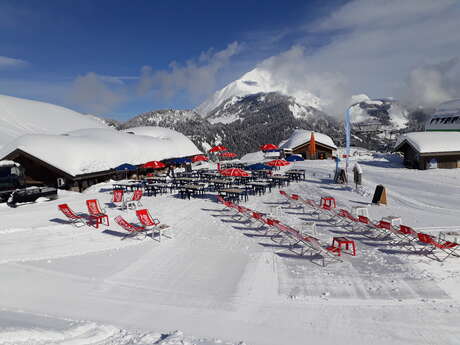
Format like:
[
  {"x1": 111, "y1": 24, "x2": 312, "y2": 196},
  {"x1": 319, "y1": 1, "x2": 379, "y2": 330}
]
[
  {"x1": 279, "y1": 129, "x2": 337, "y2": 159},
  {"x1": 394, "y1": 132, "x2": 460, "y2": 169},
  {"x1": 0, "y1": 127, "x2": 201, "y2": 191}
]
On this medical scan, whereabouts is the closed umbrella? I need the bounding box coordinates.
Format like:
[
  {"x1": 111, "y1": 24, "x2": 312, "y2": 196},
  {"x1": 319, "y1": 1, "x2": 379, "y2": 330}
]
[
  {"x1": 220, "y1": 168, "x2": 250, "y2": 177},
  {"x1": 266, "y1": 159, "x2": 290, "y2": 167},
  {"x1": 142, "y1": 161, "x2": 166, "y2": 169},
  {"x1": 309, "y1": 132, "x2": 317, "y2": 159}
]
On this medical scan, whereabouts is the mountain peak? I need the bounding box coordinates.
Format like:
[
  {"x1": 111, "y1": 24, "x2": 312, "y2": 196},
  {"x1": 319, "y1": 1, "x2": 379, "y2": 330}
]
[{"x1": 196, "y1": 67, "x2": 321, "y2": 116}]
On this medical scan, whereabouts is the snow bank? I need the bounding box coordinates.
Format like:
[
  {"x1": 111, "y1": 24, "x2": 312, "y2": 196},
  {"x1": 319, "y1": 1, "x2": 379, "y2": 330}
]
[
  {"x1": 0, "y1": 94, "x2": 107, "y2": 149},
  {"x1": 279, "y1": 129, "x2": 337, "y2": 150},
  {"x1": 0, "y1": 128, "x2": 201, "y2": 176},
  {"x1": 395, "y1": 132, "x2": 460, "y2": 153}
]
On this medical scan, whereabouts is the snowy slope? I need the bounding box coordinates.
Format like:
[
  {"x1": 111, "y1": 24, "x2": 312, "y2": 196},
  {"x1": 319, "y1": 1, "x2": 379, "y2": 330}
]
[
  {"x1": 0, "y1": 94, "x2": 108, "y2": 149},
  {"x1": 196, "y1": 67, "x2": 321, "y2": 116}
]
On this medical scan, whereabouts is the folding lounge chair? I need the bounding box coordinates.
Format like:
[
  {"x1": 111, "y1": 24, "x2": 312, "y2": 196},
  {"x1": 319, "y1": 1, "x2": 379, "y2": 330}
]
[
  {"x1": 111, "y1": 189, "x2": 125, "y2": 209},
  {"x1": 333, "y1": 209, "x2": 359, "y2": 227},
  {"x1": 415, "y1": 233, "x2": 459, "y2": 261},
  {"x1": 114, "y1": 215, "x2": 149, "y2": 239},
  {"x1": 135, "y1": 209, "x2": 171, "y2": 241},
  {"x1": 125, "y1": 189, "x2": 143, "y2": 210},
  {"x1": 58, "y1": 204, "x2": 87, "y2": 227},
  {"x1": 86, "y1": 199, "x2": 109, "y2": 228},
  {"x1": 354, "y1": 216, "x2": 391, "y2": 240},
  {"x1": 389, "y1": 224, "x2": 419, "y2": 247},
  {"x1": 272, "y1": 222, "x2": 342, "y2": 266}
]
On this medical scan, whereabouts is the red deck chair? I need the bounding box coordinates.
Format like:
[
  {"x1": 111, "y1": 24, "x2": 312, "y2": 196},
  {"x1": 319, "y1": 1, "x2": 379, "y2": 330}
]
[
  {"x1": 86, "y1": 199, "x2": 109, "y2": 228},
  {"x1": 114, "y1": 215, "x2": 149, "y2": 239},
  {"x1": 354, "y1": 216, "x2": 390, "y2": 239},
  {"x1": 111, "y1": 189, "x2": 125, "y2": 209},
  {"x1": 58, "y1": 204, "x2": 87, "y2": 227},
  {"x1": 416, "y1": 233, "x2": 459, "y2": 261},
  {"x1": 333, "y1": 209, "x2": 359, "y2": 227},
  {"x1": 135, "y1": 209, "x2": 171, "y2": 242},
  {"x1": 126, "y1": 189, "x2": 143, "y2": 210},
  {"x1": 389, "y1": 224, "x2": 419, "y2": 247}
]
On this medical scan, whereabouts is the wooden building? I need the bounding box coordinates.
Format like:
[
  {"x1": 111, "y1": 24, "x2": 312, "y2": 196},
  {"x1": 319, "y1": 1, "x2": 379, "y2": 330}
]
[
  {"x1": 2, "y1": 149, "x2": 112, "y2": 191},
  {"x1": 280, "y1": 129, "x2": 337, "y2": 160},
  {"x1": 394, "y1": 132, "x2": 460, "y2": 169}
]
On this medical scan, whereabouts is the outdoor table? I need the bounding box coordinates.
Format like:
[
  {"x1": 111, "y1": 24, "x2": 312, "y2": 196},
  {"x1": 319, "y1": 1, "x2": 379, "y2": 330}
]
[
  {"x1": 179, "y1": 184, "x2": 205, "y2": 199},
  {"x1": 249, "y1": 182, "x2": 271, "y2": 194},
  {"x1": 174, "y1": 177, "x2": 199, "y2": 185},
  {"x1": 116, "y1": 182, "x2": 143, "y2": 192},
  {"x1": 332, "y1": 237, "x2": 356, "y2": 256},
  {"x1": 270, "y1": 175, "x2": 290, "y2": 187},
  {"x1": 145, "y1": 176, "x2": 167, "y2": 183},
  {"x1": 286, "y1": 169, "x2": 305, "y2": 181},
  {"x1": 218, "y1": 188, "x2": 248, "y2": 202}
]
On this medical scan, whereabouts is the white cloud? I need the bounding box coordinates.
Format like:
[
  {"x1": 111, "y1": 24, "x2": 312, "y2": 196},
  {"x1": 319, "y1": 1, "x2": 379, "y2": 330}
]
[
  {"x1": 253, "y1": 0, "x2": 460, "y2": 115},
  {"x1": 138, "y1": 42, "x2": 240, "y2": 101},
  {"x1": 69, "y1": 72, "x2": 126, "y2": 114},
  {"x1": 0, "y1": 56, "x2": 28, "y2": 70}
]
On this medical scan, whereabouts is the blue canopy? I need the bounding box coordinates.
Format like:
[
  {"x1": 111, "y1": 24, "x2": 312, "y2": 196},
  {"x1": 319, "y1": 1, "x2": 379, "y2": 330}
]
[
  {"x1": 286, "y1": 155, "x2": 305, "y2": 162},
  {"x1": 114, "y1": 163, "x2": 137, "y2": 171},
  {"x1": 171, "y1": 157, "x2": 192, "y2": 164},
  {"x1": 246, "y1": 163, "x2": 274, "y2": 170}
]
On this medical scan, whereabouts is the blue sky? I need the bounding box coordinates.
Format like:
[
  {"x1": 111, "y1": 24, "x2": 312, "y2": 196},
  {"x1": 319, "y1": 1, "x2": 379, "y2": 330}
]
[
  {"x1": 0, "y1": 0, "x2": 342, "y2": 119},
  {"x1": 1, "y1": 0, "x2": 459, "y2": 119}
]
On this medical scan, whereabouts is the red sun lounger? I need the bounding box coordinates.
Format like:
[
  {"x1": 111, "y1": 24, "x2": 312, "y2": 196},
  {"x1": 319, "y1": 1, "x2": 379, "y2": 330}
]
[
  {"x1": 115, "y1": 215, "x2": 150, "y2": 239},
  {"x1": 86, "y1": 199, "x2": 109, "y2": 228},
  {"x1": 58, "y1": 204, "x2": 87, "y2": 227},
  {"x1": 135, "y1": 209, "x2": 171, "y2": 242},
  {"x1": 416, "y1": 233, "x2": 459, "y2": 261}
]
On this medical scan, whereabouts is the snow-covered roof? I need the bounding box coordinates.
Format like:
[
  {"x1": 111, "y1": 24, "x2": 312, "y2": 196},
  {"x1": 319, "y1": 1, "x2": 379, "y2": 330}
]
[
  {"x1": 0, "y1": 127, "x2": 201, "y2": 177},
  {"x1": 0, "y1": 94, "x2": 107, "y2": 150},
  {"x1": 395, "y1": 132, "x2": 460, "y2": 154},
  {"x1": 279, "y1": 129, "x2": 337, "y2": 150}
]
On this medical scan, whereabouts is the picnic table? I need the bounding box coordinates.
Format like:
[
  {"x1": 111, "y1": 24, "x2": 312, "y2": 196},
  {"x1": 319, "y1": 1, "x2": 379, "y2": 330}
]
[
  {"x1": 174, "y1": 177, "x2": 200, "y2": 185},
  {"x1": 286, "y1": 169, "x2": 305, "y2": 181},
  {"x1": 145, "y1": 176, "x2": 167, "y2": 183},
  {"x1": 269, "y1": 175, "x2": 290, "y2": 187},
  {"x1": 249, "y1": 181, "x2": 271, "y2": 195},
  {"x1": 218, "y1": 188, "x2": 248, "y2": 202},
  {"x1": 113, "y1": 181, "x2": 143, "y2": 192},
  {"x1": 179, "y1": 184, "x2": 205, "y2": 199}
]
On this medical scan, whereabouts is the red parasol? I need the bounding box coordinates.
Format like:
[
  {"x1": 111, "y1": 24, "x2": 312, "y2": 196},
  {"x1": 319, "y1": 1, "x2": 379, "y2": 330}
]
[
  {"x1": 260, "y1": 144, "x2": 279, "y2": 151},
  {"x1": 266, "y1": 159, "x2": 290, "y2": 167},
  {"x1": 192, "y1": 154, "x2": 209, "y2": 162},
  {"x1": 220, "y1": 168, "x2": 251, "y2": 177},
  {"x1": 219, "y1": 152, "x2": 237, "y2": 158},
  {"x1": 142, "y1": 161, "x2": 166, "y2": 169},
  {"x1": 209, "y1": 145, "x2": 228, "y2": 153}
]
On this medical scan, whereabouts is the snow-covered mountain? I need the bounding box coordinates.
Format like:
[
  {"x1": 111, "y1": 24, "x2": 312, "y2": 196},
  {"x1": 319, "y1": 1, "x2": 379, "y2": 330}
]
[
  {"x1": 0, "y1": 94, "x2": 108, "y2": 149},
  {"x1": 206, "y1": 92, "x2": 320, "y2": 125},
  {"x1": 348, "y1": 95, "x2": 409, "y2": 130},
  {"x1": 196, "y1": 67, "x2": 321, "y2": 116}
]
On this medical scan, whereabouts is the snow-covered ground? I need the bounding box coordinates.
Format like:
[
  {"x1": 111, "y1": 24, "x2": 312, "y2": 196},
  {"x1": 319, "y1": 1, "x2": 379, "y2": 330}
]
[{"x1": 1, "y1": 154, "x2": 460, "y2": 345}]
